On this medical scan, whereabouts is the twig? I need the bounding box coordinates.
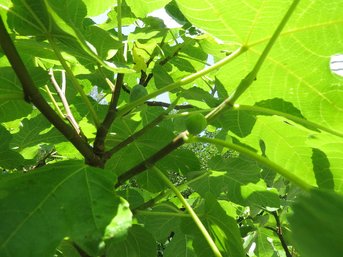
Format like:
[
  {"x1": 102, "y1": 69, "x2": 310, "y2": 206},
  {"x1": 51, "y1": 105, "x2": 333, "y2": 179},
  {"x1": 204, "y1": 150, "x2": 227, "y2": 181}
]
[
  {"x1": 93, "y1": 74, "x2": 124, "y2": 155},
  {"x1": 115, "y1": 131, "x2": 187, "y2": 188},
  {"x1": 159, "y1": 41, "x2": 185, "y2": 66},
  {"x1": 146, "y1": 101, "x2": 194, "y2": 110},
  {"x1": 132, "y1": 191, "x2": 166, "y2": 214},
  {"x1": 44, "y1": 85, "x2": 65, "y2": 119},
  {"x1": 103, "y1": 112, "x2": 165, "y2": 159},
  {"x1": 266, "y1": 211, "x2": 292, "y2": 257},
  {"x1": 104, "y1": 97, "x2": 181, "y2": 160},
  {"x1": 152, "y1": 165, "x2": 223, "y2": 257},
  {"x1": 0, "y1": 17, "x2": 102, "y2": 167},
  {"x1": 72, "y1": 243, "x2": 92, "y2": 257},
  {"x1": 49, "y1": 69, "x2": 84, "y2": 136},
  {"x1": 93, "y1": 0, "x2": 126, "y2": 155},
  {"x1": 139, "y1": 34, "x2": 167, "y2": 85},
  {"x1": 142, "y1": 73, "x2": 154, "y2": 87},
  {"x1": 132, "y1": 171, "x2": 208, "y2": 213},
  {"x1": 48, "y1": 36, "x2": 100, "y2": 128},
  {"x1": 113, "y1": 49, "x2": 246, "y2": 184},
  {"x1": 117, "y1": 0, "x2": 123, "y2": 42},
  {"x1": 116, "y1": 46, "x2": 245, "y2": 118},
  {"x1": 141, "y1": 39, "x2": 186, "y2": 87}
]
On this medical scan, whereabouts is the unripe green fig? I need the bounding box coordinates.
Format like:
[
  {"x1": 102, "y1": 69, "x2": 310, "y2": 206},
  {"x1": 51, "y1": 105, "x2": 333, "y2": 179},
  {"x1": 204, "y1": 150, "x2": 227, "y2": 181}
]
[
  {"x1": 186, "y1": 113, "x2": 207, "y2": 134},
  {"x1": 129, "y1": 84, "x2": 148, "y2": 102}
]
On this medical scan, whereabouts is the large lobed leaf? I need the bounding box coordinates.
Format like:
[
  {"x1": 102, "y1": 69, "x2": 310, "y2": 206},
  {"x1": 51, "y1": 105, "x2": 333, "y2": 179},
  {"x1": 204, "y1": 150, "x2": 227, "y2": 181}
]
[
  {"x1": 0, "y1": 161, "x2": 123, "y2": 257},
  {"x1": 1, "y1": 0, "x2": 342, "y2": 256},
  {"x1": 1, "y1": 0, "x2": 129, "y2": 73},
  {"x1": 176, "y1": 0, "x2": 343, "y2": 191}
]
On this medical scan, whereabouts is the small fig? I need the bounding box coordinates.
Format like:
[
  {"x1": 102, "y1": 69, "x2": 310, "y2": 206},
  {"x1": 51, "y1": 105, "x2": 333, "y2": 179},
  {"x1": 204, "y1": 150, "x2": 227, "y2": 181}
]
[
  {"x1": 186, "y1": 113, "x2": 207, "y2": 134},
  {"x1": 129, "y1": 84, "x2": 148, "y2": 102}
]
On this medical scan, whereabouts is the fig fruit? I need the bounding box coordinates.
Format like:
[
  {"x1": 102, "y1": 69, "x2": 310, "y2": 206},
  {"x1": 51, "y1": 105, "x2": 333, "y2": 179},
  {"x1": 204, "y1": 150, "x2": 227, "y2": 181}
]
[
  {"x1": 186, "y1": 113, "x2": 207, "y2": 134},
  {"x1": 129, "y1": 84, "x2": 148, "y2": 102}
]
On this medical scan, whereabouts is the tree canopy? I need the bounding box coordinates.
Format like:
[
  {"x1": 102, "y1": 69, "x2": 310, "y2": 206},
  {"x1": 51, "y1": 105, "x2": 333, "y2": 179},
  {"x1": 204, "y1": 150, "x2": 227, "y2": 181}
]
[{"x1": 0, "y1": 0, "x2": 343, "y2": 256}]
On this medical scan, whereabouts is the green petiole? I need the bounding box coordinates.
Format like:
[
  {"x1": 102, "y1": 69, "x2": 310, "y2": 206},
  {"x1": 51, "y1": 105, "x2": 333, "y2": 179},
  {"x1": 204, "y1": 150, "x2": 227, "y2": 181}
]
[
  {"x1": 188, "y1": 136, "x2": 313, "y2": 191},
  {"x1": 151, "y1": 165, "x2": 223, "y2": 257}
]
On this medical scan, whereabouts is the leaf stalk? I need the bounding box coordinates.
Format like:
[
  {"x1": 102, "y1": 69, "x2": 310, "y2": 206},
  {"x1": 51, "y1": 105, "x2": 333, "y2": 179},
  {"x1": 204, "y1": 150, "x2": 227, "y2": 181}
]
[
  {"x1": 189, "y1": 136, "x2": 312, "y2": 191},
  {"x1": 151, "y1": 165, "x2": 223, "y2": 257}
]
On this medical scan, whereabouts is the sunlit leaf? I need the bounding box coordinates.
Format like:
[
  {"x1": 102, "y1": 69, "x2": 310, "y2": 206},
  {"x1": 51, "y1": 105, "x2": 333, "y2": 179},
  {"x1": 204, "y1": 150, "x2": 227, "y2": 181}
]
[
  {"x1": 125, "y1": 0, "x2": 172, "y2": 18},
  {"x1": 1, "y1": 1, "x2": 343, "y2": 256},
  {"x1": 83, "y1": 0, "x2": 114, "y2": 17}
]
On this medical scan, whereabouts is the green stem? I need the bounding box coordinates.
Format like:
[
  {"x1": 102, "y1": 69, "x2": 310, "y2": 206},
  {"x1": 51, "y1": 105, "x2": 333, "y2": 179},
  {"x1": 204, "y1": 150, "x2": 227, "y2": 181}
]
[
  {"x1": 236, "y1": 104, "x2": 343, "y2": 138},
  {"x1": 44, "y1": 85, "x2": 65, "y2": 119},
  {"x1": 168, "y1": 103, "x2": 343, "y2": 137},
  {"x1": 115, "y1": 132, "x2": 187, "y2": 187},
  {"x1": 133, "y1": 171, "x2": 209, "y2": 212},
  {"x1": 165, "y1": 108, "x2": 213, "y2": 119},
  {"x1": 152, "y1": 166, "x2": 223, "y2": 257},
  {"x1": 206, "y1": 0, "x2": 301, "y2": 121},
  {"x1": 117, "y1": 46, "x2": 246, "y2": 117},
  {"x1": 230, "y1": 0, "x2": 300, "y2": 102},
  {"x1": 104, "y1": 97, "x2": 181, "y2": 159},
  {"x1": 48, "y1": 36, "x2": 100, "y2": 128},
  {"x1": 135, "y1": 210, "x2": 191, "y2": 218},
  {"x1": 190, "y1": 136, "x2": 312, "y2": 191}
]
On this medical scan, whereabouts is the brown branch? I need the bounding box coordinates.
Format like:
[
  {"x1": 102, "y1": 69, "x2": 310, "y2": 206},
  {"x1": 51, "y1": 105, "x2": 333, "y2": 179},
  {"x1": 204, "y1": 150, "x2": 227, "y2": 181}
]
[
  {"x1": 115, "y1": 132, "x2": 187, "y2": 188},
  {"x1": 265, "y1": 226, "x2": 277, "y2": 233},
  {"x1": 0, "y1": 17, "x2": 102, "y2": 167},
  {"x1": 146, "y1": 101, "x2": 194, "y2": 110},
  {"x1": 139, "y1": 70, "x2": 148, "y2": 86},
  {"x1": 103, "y1": 96, "x2": 183, "y2": 159},
  {"x1": 142, "y1": 46, "x2": 183, "y2": 87},
  {"x1": 139, "y1": 34, "x2": 167, "y2": 85},
  {"x1": 103, "y1": 112, "x2": 166, "y2": 160},
  {"x1": 267, "y1": 211, "x2": 293, "y2": 257},
  {"x1": 142, "y1": 73, "x2": 153, "y2": 87},
  {"x1": 131, "y1": 191, "x2": 166, "y2": 214},
  {"x1": 72, "y1": 243, "x2": 92, "y2": 257},
  {"x1": 141, "y1": 40, "x2": 185, "y2": 87},
  {"x1": 159, "y1": 44, "x2": 183, "y2": 66},
  {"x1": 93, "y1": 74, "x2": 124, "y2": 155}
]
